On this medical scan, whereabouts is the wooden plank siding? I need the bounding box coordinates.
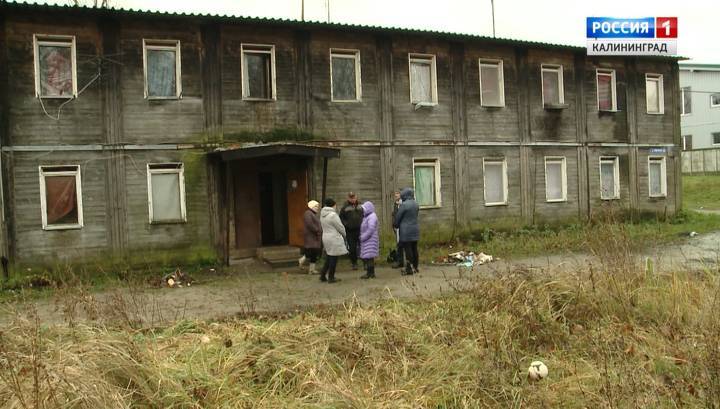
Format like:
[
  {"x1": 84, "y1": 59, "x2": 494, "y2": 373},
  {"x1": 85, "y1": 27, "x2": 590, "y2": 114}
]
[{"x1": 0, "y1": 5, "x2": 682, "y2": 265}]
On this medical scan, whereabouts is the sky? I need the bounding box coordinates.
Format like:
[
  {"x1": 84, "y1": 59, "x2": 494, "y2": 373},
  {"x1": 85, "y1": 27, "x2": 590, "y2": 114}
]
[{"x1": 17, "y1": 0, "x2": 720, "y2": 63}]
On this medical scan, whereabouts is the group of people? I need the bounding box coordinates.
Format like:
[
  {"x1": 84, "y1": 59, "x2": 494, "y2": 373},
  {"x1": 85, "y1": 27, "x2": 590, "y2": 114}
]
[{"x1": 299, "y1": 189, "x2": 420, "y2": 283}]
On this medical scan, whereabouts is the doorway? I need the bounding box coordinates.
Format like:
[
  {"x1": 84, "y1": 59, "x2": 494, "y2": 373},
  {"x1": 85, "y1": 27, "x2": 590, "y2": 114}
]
[{"x1": 258, "y1": 171, "x2": 289, "y2": 246}]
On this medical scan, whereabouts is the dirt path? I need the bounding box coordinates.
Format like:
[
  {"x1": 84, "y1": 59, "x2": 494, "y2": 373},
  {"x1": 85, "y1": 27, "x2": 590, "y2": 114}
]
[{"x1": 2, "y1": 232, "x2": 719, "y2": 327}]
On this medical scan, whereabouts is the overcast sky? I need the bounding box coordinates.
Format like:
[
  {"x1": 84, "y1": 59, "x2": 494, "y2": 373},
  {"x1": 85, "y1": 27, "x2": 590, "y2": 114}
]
[{"x1": 18, "y1": 0, "x2": 720, "y2": 63}]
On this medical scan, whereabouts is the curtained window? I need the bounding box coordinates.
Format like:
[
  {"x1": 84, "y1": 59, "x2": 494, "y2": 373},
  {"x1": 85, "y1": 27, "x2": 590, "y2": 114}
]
[
  {"x1": 600, "y1": 157, "x2": 620, "y2": 200},
  {"x1": 479, "y1": 60, "x2": 504, "y2": 107},
  {"x1": 409, "y1": 55, "x2": 436, "y2": 104},
  {"x1": 545, "y1": 157, "x2": 567, "y2": 202},
  {"x1": 34, "y1": 35, "x2": 76, "y2": 98},
  {"x1": 648, "y1": 157, "x2": 666, "y2": 197},
  {"x1": 596, "y1": 69, "x2": 616, "y2": 111},
  {"x1": 147, "y1": 163, "x2": 186, "y2": 223},
  {"x1": 331, "y1": 49, "x2": 361, "y2": 101},
  {"x1": 541, "y1": 65, "x2": 564, "y2": 106},
  {"x1": 483, "y1": 158, "x2": 508, "y2": 206},
  {"x1": 413, "y1": 159, "x2": 441, "y2": 207},
  {"x1": 645, "y1": 74, "x2": 664, "y2": 114},
  {"x1": 40, "y1": 166, "x2": 83, "y2": 230},
  {"x1": 242, "y1": 44, "x2": 275, "y2": 100},
  {"x1": 144, "y1": 40, "x2": 181, "y2": 99}
]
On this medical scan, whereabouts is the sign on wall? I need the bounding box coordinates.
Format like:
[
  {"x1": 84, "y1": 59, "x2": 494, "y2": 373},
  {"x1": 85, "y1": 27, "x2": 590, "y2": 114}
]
[{"x1": 586, "y1": 17, "x2": 677, "y2": 56}]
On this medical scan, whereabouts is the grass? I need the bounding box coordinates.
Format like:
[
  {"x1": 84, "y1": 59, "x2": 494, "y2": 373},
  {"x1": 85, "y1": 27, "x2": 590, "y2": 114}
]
[
  {"x1": 683, "y1": 174, "x2": 720, "y2": 211},
  {"x1": 1, "y1": 224, "x2": 720, "y2": 407}
]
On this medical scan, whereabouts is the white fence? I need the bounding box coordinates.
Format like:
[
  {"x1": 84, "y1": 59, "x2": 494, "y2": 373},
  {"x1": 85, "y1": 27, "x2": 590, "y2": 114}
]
[{"x1": 682, "y1": 148, "x2": 720, "y2": 174}]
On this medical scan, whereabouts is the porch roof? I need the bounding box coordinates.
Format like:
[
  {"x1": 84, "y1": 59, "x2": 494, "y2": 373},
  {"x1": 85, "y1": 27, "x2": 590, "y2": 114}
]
[{"x1": 211, "y1": 142, "x2": 341, "y2": 162}]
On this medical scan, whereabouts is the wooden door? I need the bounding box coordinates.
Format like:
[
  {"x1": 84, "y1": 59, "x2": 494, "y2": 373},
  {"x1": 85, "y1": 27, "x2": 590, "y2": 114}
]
[{"x1": 286, "y1": 167, "x2": 308, "y2": 247}]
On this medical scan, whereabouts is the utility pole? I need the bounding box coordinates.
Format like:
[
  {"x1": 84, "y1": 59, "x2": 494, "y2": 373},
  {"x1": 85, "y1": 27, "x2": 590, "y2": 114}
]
[
  {"x1": 491, "y1": 0, "x2": 496, "y2": 37},
  {"x1": 327, "y1": 0, "x2": 330, "y2": 23},
  {"x1": 301, "y1": 0, "x2": 305, "y2": 21}
]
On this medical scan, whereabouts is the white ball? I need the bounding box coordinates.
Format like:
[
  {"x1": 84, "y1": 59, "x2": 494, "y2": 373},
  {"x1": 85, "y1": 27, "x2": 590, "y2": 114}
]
[{"x1": 528, "y1": 361, "x2": 548, "y2": 381}]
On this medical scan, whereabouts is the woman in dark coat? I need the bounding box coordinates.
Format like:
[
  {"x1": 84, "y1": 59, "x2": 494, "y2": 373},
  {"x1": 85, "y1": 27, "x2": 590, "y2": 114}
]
[
  {"x1": 393, "y1": 187, "x2": 420, "y2": 275},
  {"x1": 299, "y1": 200, "x2": 322, "y2": 274}
]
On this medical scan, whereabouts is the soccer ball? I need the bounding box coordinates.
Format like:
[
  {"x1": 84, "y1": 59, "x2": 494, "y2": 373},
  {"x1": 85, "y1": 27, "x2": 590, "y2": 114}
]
[{"x1": 528, "y1": 361, "x2": 548, "y2": 381}]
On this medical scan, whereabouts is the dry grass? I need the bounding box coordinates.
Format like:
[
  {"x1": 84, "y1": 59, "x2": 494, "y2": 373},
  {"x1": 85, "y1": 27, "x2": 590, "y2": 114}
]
[{"x1": 2, "y1": 225, "x2": 720, "y2": 408}]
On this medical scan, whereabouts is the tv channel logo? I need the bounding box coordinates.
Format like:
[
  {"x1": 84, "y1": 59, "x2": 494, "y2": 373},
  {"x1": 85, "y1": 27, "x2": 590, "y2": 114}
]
[{"x1": 586, "y1": 17, "x2": 677, "y2": 56}]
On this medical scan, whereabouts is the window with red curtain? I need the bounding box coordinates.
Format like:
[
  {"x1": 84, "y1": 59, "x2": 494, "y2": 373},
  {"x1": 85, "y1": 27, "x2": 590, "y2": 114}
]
[
  {"x1": 597, "y1": 73, "x2": 613, "y2": 111},
  {"x1": 45, "y1": 174, "x2": 78, "y2": 225}
]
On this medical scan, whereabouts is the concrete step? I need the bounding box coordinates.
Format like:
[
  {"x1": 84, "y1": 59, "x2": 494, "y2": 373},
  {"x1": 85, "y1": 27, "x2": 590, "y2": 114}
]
[{"x1": 256, "y1": 246, "x2": 302, "y2": 262}]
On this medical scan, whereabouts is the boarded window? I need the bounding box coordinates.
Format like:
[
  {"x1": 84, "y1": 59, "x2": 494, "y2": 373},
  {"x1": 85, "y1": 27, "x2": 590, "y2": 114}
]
[
  {"x1": 34, "y1": 35, "x2": 76, "y2": 98},
  {"x1": 148, "y1": 163, "x2": 186, "y2": 223},
  {"x1": 39, "y1": 166, "x2": 83, "y2": 230},
  {"x1": 600, "y1": 157, "x2": 619, "y2": 200},
  {"x1": 597, "y1": 69, "x2": 616, "y2": 111},
  {"x1": 711, "y1": 93, "x2": 720, "y2": 107},
  {"x1": 648, "y1": 157, "x2": 666, "y2": 197},
  {"x1": 413, "y1": 159, "x2": 440, "y2": 207},
  {"x1": 645, "y1": 74, "x2": 663, "y2": 114},
  {"x1": 479, "y1": 60, "x2": 504, "y2": 107},
  {"x1": 681, "y1": 87, "x2": 692, "y2": 115},
  {"x1": 144, "y1": 40, "x2": 181, "y2": 98},
  {"x1": 331, "y1": 50, "x2": 360, "y2": 101},
  {"x1": 483, "y1": 159, "x2": 507, "y2": 206},
  {"x1": 242, "y1": 45, "x2": 275, "y2": 100},
  {"x1": 409, "y1": 55, "x2": 436, "y2": 104},
  {"x1": 541, "y1": 65, "x2": 563, "y2": 106},
  {"x1": 682, "y1": 135, "x2": 692, "y2": 151},
  {"x1": 545, "y1": 157, "x2": 567, "y2": 202}
]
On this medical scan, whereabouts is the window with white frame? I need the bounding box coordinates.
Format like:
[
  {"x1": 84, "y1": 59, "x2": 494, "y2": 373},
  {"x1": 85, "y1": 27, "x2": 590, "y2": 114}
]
[
  {"x1": 648, "y1": 156, "x2": 667, "y2": 198},
  {"x1": 33, "y1": 35, "x2": 77, "y2": 98},
  {"x1": 711, "y1": 93, "x2": 720, "y2": 108},
  {"x1": 682, "y1": 135, "x2": 693, "y2": 151},
  {"x1": 409, "y1": 54, "x2": 437, "y2": 105},
  {"x1": 147, "y1": 163, "x2": 187, "y2": 223},
  {"x1": 544, "y1": 157, "x2": 567, "y2": 202},
  {"x1": 330, "y1": 49, "x2": 361, "y2": 102},
  {"x1": 713, "y1": 132, "x2": 720, "y2": 146},
  {"x1": 599, "y1": 156, "x2": 620, "y2": 200},
  {"x1": 645, "y1": 74, "x2": 664, "y2": 114},
  {"x1": 483, "y1": 158, "x2": 508, "y2": 206},
  {"x1": 681, "y1": 86, "x2": 692, "y2": 115},
  {"x1": 541, "y1": 64, "x2": 564, "y2": 106},
  {"x1": 596, "y1": 69, "x2": 617, "y2": 111},
  {"x1": 413, "y1": 159, "x2": 441, "y2": 208},
  {"x1": 143, "y1": 39, "x2": 182, "y2": 99},
  {"x1": 39, "y1": 165, "x2": 83, "y2": 230},
  {"x1": 479, "y1": 59, "x2": 504, "y2": 107},
  {"x1": 241, "y1": 44, "x2": 276, "y2": 100}
]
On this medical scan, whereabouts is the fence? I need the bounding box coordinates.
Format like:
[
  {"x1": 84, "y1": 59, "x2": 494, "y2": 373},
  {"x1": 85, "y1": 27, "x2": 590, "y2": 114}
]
[{"x1": 682, "y1": 148, "x2": 720, "y2": 174}]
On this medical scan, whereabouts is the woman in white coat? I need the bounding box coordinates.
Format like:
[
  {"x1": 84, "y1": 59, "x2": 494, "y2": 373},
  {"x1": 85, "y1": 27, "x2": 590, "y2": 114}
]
[{"x1": 319, "y1": 198, "x2": 347, "y2": 283}]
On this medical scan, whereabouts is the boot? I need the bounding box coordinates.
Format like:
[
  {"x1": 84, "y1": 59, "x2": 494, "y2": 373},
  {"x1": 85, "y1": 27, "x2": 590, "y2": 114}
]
[
  {"x1": 308, "y1": 263, "x2": 318, "y2": 275},
  {"x1": 298, "y1": 255, "x2": 307, "y2": 269},
  {"x1": 402, "y1": 261, "x2": 414, "y2": 276},
  {"x1": 360, "y1": 266, "x2": 375, "y2": 279},
  {"x1": 327, "y1": 271, "x2": 341, "y2": 283}
]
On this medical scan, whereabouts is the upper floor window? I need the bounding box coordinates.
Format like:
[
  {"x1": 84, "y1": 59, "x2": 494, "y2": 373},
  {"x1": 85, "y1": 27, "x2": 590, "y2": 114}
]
[
  {"x1": 541, "y1": 64, "x2": 564, "y2": 107},
  {"x1": 39, "y1": 165, "x2": 83, "y2": 230},
  {"x1": 242, "y1": 44, "x2": 276, "y2": 101},
  {"x1": 330, "y1": 49, "x2": 361, "y2": 102},
  {"x1": 681, "y1": 86, "x2": 692, "y2": 115},
  {"x1": 409, "y1": 54, "x2": 438, "y2": 105},
  {"x1": 143, "y1": 39, "x2": 182, "y2": 99},
  {"x1": 711, "y1": 93, "x2": 720, "y2": 108},
  {"x1": 33, "y1": 35, "x2": 77, "y2": 98},
  {"x1": 545, "y1": 157, "x2": 567, "y2": 202},
  {"x1": 483, "y1": 158, "x2": 508, "y2": 206},
  {"x1": 600, "y1": 156, "x2": 620, "y2": 200},
  {"x1": 413, "y1": 159, "x2": 441, "y2": 208},
  {"x1": 147, "y1": 163, "x2": 187, "y2": 223},
  {"x1": 596, "y1": 69, "x2": 617, "y2": 111},
  {"x1": 645, "y1": 74, "x2": 664, "y2": 114},
  {"x1": 479, "y1": 59, "x2": 504, "y2": 107}
]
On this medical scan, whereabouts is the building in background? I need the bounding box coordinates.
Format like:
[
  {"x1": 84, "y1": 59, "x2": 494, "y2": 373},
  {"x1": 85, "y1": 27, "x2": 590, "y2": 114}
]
[{"x1": 680, "y1": 64, "x2": 720, "y2": 150}]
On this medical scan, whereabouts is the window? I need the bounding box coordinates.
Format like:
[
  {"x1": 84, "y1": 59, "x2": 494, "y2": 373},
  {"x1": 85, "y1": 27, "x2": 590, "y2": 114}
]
[
  {"x1": 409, "y1": 54, "x2": 437, "y2": 105},
  {"x1": 147, "y1": 163, "x2": 187, "y2": 223},
  {"x1": 143, "y1": 39, "x2": 182, "y2": 99},
  {"x1": 33, "y1": 35, "x2": 77, "y2": 98},
  {"x1": 682, "y1": 135, "x2": 693, "y2": 151},
  {"x1": 483, "y1": 158, "x2": 508, "y2": 206},
  {"x1": 681, "y1": 86, "x2": 692, "y2": 115},
  {"x1": 241, "y1": 44, "x2": 276, "y2": 100},
  {"x1": 711, "y1": 93, "x2": 720, "y2": 108},
  {"x1": 713, "y1": 132, "x2": 720, "y2": 146},
  {"x1": 596, "y1": 69, "x2": 617, "y2": 111},
  {"x1": 413, "y1": 159, "x2": 441, "y2": 208},
  {"x1": 599, "y1": 157, "x2": 620, "y2": 200},
  {"x1": 648, "y1": 157, "x2": 667, "y2": 198},
  {"x1": 330, "y1": 49, "x2": 361, "y2": 102},
  {"x1": 39, "y1": 165, "x2": 83, "y2": 230},
  {"x1": 645, "y1": 74, "x2": 664, "y2": 114},
  {"x1": 541, "y1": 64, "x2": 564, "y2": 106},
  {"x1": 479, "y1": 59, "x2": 504, "y2": 107},
  {"x1": 544, "y1": 157, "x2": 567, "y2": 202}
]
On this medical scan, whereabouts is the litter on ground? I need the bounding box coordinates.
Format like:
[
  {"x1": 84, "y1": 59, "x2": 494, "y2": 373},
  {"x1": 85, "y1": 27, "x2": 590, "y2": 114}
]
[
  {"x1": 432, "y1": 251, "x2": 494, "y2": 267},
  {"x1": 162, "y1": 268, "x2": 194, "y2": 288}
]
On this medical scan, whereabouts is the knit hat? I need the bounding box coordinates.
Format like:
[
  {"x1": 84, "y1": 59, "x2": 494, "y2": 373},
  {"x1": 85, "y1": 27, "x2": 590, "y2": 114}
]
[{"x1": 307, "y1": 200, "x2": 320, "y2": 211}]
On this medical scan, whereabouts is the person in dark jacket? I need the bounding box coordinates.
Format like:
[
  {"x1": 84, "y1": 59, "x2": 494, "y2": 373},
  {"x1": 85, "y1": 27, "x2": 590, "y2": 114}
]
[
  {"x1": 393, "y1": 187, "x2": 420, "y2": 275},
  {"x1": 391, "y1": 190, "x2": 404, "y2": 268},
  {"x1": 299, "y1": 200, "x2": 322, "y2": 274},
  {"x1": 339, "y1": 192, "x2": 364, "y2": 270}
]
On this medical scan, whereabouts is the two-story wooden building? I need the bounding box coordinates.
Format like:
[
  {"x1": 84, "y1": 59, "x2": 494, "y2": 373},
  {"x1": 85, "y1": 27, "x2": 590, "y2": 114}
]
[{"x1": 0, "y1": 2, "x2": 682, "y2": 266}]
